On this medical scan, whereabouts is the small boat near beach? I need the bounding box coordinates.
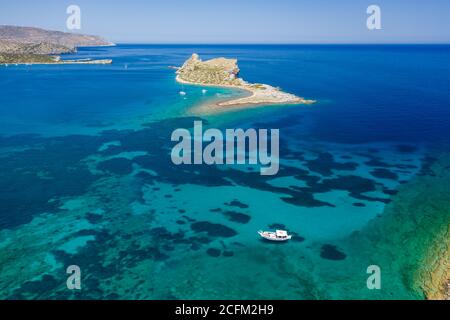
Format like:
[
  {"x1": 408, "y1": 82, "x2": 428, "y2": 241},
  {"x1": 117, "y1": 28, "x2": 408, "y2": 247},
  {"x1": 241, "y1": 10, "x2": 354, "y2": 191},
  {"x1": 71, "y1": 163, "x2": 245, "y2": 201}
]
[
  {"x1": 179, "y1": 83, "x2": 187, "y2": 96},
  {"x1": 258, "y1": 230, "x2": 292, "y2": 242}
]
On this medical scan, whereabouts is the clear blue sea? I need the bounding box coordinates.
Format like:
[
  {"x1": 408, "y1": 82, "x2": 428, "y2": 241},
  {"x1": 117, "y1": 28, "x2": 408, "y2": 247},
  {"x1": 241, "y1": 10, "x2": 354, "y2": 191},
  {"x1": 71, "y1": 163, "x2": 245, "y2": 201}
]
[{"x1": 0, "y1": 44, "x2": 449, "y2": 299}]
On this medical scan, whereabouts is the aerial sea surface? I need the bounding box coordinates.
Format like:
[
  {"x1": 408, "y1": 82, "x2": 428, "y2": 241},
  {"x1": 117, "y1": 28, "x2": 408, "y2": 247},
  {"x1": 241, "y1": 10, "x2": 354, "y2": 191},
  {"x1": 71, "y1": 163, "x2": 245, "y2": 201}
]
[{"x1": 0, "y1": 45, "x2": 449, "y2": 299}]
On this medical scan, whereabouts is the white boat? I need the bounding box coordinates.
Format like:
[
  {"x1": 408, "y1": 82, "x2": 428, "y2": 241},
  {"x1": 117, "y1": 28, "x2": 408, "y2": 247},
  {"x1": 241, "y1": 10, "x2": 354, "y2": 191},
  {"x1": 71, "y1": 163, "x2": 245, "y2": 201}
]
[
  {"x1": 258, "y1": 230, "x2": 292, "y2": 242},
  {"x1": 202, "y1": 89, "x2": 207, "y2": 94},
  {"x1": 179, "y1": 83, "x2": 187, "y2": 96}
]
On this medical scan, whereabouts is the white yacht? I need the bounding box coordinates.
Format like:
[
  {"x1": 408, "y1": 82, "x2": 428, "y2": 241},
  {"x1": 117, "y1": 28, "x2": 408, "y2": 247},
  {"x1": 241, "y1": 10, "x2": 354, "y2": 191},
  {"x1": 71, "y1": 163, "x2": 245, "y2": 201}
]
[
  {"x1": 179, "y1": 83, "x2": 187, "y2": 96},
  {"x1": 258, "y1": 230, "x2": 292, "y2": 242}
]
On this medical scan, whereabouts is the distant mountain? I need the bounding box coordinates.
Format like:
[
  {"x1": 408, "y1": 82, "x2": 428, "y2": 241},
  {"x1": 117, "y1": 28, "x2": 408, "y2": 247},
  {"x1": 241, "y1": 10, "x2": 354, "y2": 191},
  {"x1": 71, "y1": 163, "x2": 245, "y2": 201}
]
[{"x1": 0, "y1": 25, "x2": 114, "y2": 55}]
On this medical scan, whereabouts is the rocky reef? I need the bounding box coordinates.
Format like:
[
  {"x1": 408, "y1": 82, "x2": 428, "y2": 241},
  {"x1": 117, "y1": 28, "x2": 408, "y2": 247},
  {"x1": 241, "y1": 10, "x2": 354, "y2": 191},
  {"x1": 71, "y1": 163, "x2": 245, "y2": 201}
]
[
  {"x1": 422, "y1": 224, "x2": 450, "y2": 300},
  {"x1": 343, "y1": 150, "x2": 450, "y2": 300},
  {"x1": 176, "y1": 53, "x2": 315, "y2": 109},
  {"x1": 409, "y1": 152, "x2": 450, "y2": 300}
]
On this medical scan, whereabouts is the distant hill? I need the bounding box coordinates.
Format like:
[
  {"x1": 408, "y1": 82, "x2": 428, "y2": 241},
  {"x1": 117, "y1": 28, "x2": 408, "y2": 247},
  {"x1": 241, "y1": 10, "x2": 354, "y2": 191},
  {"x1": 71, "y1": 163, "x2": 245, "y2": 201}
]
[
  {"x1": 0, "y1": 39, "x2": 75, "y2": 55},
  {"x1": 0, "y1": 25, "x2": 114, "y2": 55}
]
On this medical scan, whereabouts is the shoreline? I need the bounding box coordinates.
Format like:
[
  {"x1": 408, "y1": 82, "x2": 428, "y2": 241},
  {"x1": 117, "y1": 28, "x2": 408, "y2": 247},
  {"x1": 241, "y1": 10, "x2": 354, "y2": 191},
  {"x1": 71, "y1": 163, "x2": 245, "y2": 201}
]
[
  {"x1": 420, "y1": 224, "x2": 450, "y2": 300},
  {"x1": 413, "y1": 152, "x2": 450, "y2": 300},
  {"x1": 0, "y1": 59, "x2": 113, "y2": 66},
  {"x1": 337, "y1": 148, "x2": 450, "y2": 300},
  {"x1": 176, "y1": 74, "x2": 315, "y2": 111}
]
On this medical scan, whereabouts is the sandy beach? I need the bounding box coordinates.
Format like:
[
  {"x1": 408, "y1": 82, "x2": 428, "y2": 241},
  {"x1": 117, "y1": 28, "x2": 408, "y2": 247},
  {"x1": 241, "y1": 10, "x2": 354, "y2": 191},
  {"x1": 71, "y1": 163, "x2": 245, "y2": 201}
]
[
  {"x1": 175, "y1": 54, "x2": 315, "y2": 112},
  {"x1": 176, "y1": 74, "x2": 315, "y2": 112}
]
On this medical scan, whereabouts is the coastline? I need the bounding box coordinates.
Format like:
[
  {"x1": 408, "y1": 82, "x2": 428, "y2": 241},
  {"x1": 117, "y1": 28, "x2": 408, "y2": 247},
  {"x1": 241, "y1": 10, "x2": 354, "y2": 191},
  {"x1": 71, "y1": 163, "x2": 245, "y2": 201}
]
[
  {"x1": 1, "y1": 44, "x2": 450, "y2": 300},
  {"x1": 412, "y1": 152, "x2": 450, "y2": 299},
  {"x1": 0, "y1": 59, "x2": 112, "y2": 66},
  {"x1": 345, "y1": 149, "x2": 450, "y2": 299},
  {"x1": 176, "y1": 74, "x2": 315, "y2": 111},
  {"x1": 174, "y1": 53, "x2": 315, "y2": 112},
  {"x1": 0, "y1": 26, "x2": 116, "y2": 66},
  {"x1": 420, "y1": 224, "x2": 450, "y2": 300}
]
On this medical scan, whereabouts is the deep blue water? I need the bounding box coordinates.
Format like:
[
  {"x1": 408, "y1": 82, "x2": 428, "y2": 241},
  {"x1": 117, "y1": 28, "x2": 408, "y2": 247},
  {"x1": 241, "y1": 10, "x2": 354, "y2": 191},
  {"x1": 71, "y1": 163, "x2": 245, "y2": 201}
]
[
  {"x1": 1, "y1": 45, "x2": 450, "y2": 299},
  {"x1": 1, "y1": 44, "x2": 450, "y2": 142}
]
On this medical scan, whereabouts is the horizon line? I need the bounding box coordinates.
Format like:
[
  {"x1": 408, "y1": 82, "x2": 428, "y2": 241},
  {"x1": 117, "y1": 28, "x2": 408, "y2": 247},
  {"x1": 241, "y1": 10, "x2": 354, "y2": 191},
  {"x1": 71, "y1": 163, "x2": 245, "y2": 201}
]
[{"x1": 110, "y1": 42, "x2": 450, "y2": 46}]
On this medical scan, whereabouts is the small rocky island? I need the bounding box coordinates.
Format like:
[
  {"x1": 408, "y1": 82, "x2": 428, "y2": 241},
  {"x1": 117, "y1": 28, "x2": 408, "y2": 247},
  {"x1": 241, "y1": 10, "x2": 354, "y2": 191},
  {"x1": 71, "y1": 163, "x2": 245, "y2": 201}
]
[
  {"x1": 0, "y1": 25, "x2": 113, "y2": 65},
  {"x1": 176, "y1": 53, "x2": 315, "y2": 108}
]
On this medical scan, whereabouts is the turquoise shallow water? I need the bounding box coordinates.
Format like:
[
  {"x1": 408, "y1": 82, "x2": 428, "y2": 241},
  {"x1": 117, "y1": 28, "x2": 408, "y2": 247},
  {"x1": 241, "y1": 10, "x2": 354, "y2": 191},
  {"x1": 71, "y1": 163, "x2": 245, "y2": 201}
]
[{"x1": 0, "y1": 45, "x2": 449, "y2": 299}]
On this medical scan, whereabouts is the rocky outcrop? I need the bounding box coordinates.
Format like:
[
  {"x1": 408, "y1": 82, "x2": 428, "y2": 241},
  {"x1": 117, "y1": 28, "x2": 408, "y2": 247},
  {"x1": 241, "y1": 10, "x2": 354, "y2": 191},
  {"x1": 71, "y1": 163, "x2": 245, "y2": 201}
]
[
  {"x1": 177, "y1": 53, "x2": 243, "y2": 86},
  {"x1": 176, "y1": 53, "x2": 315, "y2": 109}
]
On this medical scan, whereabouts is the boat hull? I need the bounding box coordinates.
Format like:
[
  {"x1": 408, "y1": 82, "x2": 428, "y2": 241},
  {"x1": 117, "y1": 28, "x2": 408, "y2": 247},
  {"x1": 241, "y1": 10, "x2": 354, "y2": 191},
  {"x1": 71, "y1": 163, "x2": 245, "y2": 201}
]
[{"x1": 258, "y1": 231, "x2": 292, "y2": 241}]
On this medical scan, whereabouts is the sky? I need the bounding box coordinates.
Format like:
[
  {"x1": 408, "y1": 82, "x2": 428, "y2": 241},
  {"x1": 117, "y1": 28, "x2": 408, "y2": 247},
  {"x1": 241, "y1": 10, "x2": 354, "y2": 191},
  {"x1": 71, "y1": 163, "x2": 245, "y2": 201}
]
[{"x1": 0, "y1": 0, "x2": 449, "y2": 43}]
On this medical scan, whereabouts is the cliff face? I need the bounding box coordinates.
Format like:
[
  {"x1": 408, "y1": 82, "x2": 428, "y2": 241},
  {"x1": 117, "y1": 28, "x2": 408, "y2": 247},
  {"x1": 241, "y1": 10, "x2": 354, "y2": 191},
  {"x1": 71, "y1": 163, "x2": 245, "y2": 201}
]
[
  {"x1": 176, "y1": 53, "x2": 243, "y2": 86},
  {"x1": 0, "y1": 25, "x2": 113, "y2": 55}
]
